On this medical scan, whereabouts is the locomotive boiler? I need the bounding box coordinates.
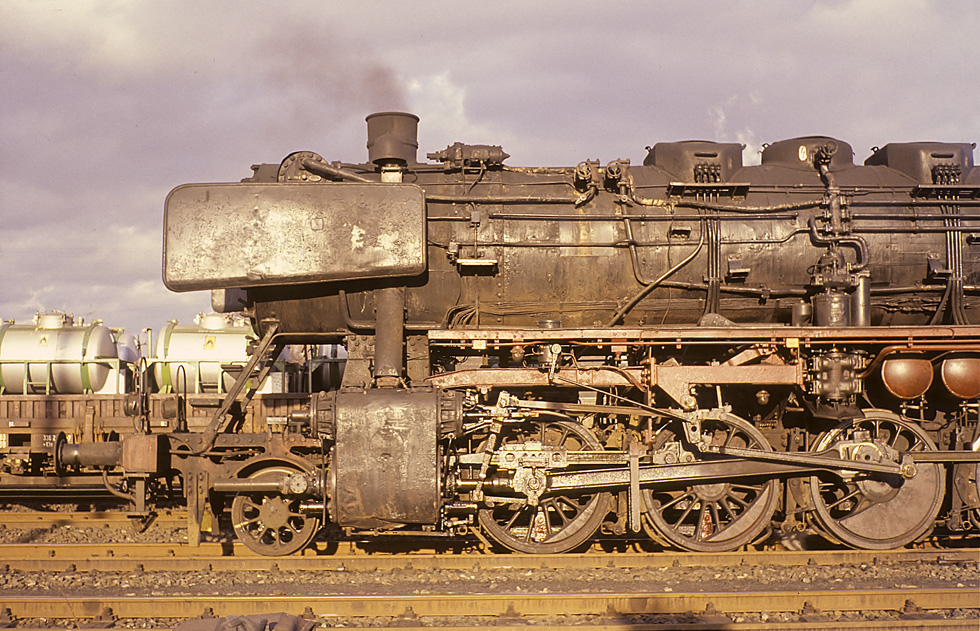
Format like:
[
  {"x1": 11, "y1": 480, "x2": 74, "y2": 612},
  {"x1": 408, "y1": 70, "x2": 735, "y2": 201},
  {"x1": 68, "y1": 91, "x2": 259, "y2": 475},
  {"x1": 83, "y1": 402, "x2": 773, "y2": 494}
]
[{"x1": 26, "y1": 112, "x2": 980, "y2": 556}]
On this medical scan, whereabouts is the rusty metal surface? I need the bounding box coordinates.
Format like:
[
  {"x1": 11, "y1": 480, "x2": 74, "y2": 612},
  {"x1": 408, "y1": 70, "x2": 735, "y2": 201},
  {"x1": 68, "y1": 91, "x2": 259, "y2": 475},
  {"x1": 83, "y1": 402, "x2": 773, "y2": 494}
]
[
  {"x1": 163, "y1": 182, "x2": 426, "y2": 291},
  {"x1": 426, "y1": 367, "x2": 641, "y2": 389},
  {"x1": 332, "y1": 389, "x2": 440, "y2": 528},
  {"x1": 426, "y1": 325, "x2": 980, "y2": 343},
  {"x1": 1, "y1": 588, "x2": 975, "y2": 619},
  {"x1": 240, "y1": 120, "x2": 980, "y2": 333},
  {"x1": 1, "y1": 540, "x2": 974, "y2": 569},
  {"x1": 121, "y1": 433, "x2": 162, "y2": 474},
  {"x1": 424, "y1": 364, "x2": 801, "y2": 399}
]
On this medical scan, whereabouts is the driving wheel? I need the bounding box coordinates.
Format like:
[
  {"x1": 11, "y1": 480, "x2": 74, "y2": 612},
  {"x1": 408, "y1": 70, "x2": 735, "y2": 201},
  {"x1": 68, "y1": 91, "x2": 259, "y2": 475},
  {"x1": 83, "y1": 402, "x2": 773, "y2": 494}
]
[
  {"x1": 478, "y1": 420, "x2": 611, "y2": 554},
  {"x1": 642, "y1": 413, "x2": 779, "y2": 552},
  {"x1": 808, "y1": 411, "x2": 944, "y2": 550}
]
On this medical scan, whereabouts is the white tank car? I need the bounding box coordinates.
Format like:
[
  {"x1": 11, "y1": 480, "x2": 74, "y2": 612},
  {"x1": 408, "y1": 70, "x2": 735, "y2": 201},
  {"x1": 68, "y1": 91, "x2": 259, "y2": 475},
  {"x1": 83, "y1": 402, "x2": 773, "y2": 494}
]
[
  {"x1": 153, "y1": 313, "x2": 256, "y2": 394},
  {"x1": 0, "y1": 312, "x2": 118, "y2": 394}
]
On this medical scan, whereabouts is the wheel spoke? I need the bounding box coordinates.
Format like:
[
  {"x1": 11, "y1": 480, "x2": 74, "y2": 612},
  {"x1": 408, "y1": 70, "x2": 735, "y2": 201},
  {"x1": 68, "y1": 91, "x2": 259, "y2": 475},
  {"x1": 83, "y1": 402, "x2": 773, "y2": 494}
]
[
  {"x1": 524, "y1": 506, "x2": 547, "y2": 543},
  {"x1": 478, "y1": 420, "x2": 610, "y2": 553},
  {"x1": 502, "y1": 504, "x2": 526, "y2": 530},
  {"x1": 825, "y1": 487, "x2": 861, "y2": 511},
  {"x1": 709, "y1": 502, "x2": 722, "y2": 529},
  {"x1": 720, "y1": 496, "x2": 739, "y2": 521},
  {"x1": 541, "y1": 506, "x2": 556, "y2": 538},
  {"x1": 809, "y1": 414, "x2": 944, "y2": 550},
  {"x1": 241, "y1": 515, "x2": 261, "y2": 527},
  {"x1": 723, "y1": 493, "x2": 748, "y2": 509},
  {"x1": 671, "y1": 496, "x2": 697, "y2": 529},
  {"x1": 730, "y1": 483, "x2": 763, "y2": 495},
  {"x1": 643, "y1": 414, "x2": 778, "y2": 552},
  {"x1": 547, "y1": 498, "x2": 574, "y2": 526},
  {"x1": 694, "y1": 504, "x2": 712, "y2": 540},
  {"x1": 231, "y1": 466, "x2": 319, "y2": 556},
  {"x1": 660, "y1": 491, "x2": 693, "y2": 511}
]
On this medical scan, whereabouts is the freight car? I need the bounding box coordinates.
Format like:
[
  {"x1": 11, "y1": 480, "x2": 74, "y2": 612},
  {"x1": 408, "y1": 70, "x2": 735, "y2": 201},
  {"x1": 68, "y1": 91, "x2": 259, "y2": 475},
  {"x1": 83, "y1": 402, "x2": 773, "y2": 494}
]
[
  {"x1": 0, "y1": 312, "x2": 335, "y2": 518},
  {"x1": 18, "y1": 112, "x2": 980, "y2": 555}
]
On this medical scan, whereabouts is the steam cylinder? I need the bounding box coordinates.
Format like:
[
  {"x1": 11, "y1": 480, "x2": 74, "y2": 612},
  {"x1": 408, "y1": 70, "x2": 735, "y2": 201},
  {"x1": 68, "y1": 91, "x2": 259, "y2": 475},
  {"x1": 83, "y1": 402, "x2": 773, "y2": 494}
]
[{"x1": 0, "y1": 312, "x2": 117, "y2": 394}]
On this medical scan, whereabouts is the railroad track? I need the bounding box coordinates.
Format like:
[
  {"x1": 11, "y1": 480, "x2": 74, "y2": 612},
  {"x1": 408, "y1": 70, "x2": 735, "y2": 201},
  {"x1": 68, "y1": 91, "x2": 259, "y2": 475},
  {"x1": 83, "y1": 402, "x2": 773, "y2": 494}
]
[
  {"x1": 0, "y1": 509, "x2": 187, "y2": 529},
  {"x1": 0, "y1": 588, "x2": 977, "y2": 629},
  {"x1": 0, "y1": 541, "x2": 975, "y2": 571},
  {"x1": 1, "y1": 531, "x2": 976, "y2": 629}
]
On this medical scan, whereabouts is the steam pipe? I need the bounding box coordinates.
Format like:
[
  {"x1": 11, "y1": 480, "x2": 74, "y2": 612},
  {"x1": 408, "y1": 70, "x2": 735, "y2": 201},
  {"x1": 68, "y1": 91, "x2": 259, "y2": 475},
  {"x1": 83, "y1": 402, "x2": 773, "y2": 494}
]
[
  {"x1": 374, "y1": 286, "x2": 405, "y2": 384},
  {"x1": 808, "y1": 217, "x2": 869, "y2": 271},
  {"x1": 301, "y1": 159, "x2": 373, "y2": 183}
]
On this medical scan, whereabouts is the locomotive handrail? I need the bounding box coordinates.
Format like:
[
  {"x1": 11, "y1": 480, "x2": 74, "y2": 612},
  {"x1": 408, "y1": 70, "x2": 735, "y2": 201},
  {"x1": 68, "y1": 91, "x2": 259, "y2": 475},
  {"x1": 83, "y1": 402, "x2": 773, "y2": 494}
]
[
  {"x1": 850, "y1": 198, "x2": 980, "y2": 207},
  {"x1": 854, "y1": 225, "x2": 980, "y2": 232},
  {"x1": 852, "y1": 212, "x2": 980, "y2": 219},
  {"x1": 479, "y1": 211, "x2": 800, "y2": 220},
  {"x1": 300, "y1": 158, "x2": 373, "y2": 183},
  {"x1": 425, "y1": 194, "x2": 577, "y2": 204}
]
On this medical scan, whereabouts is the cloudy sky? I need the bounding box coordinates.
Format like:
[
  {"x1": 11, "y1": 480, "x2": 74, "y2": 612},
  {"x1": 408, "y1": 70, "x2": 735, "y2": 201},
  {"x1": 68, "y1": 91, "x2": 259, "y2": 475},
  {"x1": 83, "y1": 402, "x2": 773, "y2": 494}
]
[{"x1": 1, "y1": 1, "x2": 978, "y2": 339}]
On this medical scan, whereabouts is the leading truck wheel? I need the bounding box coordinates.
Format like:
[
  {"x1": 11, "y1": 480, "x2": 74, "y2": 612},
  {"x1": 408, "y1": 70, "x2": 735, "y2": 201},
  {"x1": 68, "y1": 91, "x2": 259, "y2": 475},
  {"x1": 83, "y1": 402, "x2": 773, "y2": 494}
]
[
  {"x1": 808, "y1": 411, "x2": 944, "y2": 550},
  {"x1": 478, "y1": 420, "x2": 611, "y2": 554},
  {"x1": 231, "y1": 465, "x2": 320, "y2": 556}
]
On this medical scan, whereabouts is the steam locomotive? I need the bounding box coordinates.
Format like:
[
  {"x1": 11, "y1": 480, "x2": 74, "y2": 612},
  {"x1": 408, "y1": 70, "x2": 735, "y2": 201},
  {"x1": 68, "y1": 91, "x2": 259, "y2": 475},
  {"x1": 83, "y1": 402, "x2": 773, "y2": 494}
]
[{"x1": 6, "y1": 112, "x2": 980, "y2": 555}]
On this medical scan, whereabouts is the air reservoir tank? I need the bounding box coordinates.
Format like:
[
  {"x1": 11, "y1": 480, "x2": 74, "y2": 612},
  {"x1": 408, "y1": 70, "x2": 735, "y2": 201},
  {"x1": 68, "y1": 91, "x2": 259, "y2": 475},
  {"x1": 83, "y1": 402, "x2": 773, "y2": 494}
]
[
  {"x1": 0, "y1": 312, "x2": 117, "y2": 394},
  {"x1": 153, "y1": 313, "x2": 254, "y2": 393}
]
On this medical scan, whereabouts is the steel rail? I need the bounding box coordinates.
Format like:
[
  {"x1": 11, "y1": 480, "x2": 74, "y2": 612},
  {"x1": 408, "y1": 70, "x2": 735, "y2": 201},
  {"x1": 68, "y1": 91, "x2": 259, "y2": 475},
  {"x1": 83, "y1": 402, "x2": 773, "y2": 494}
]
[
  {"x1": 0, "y1": 542, "x2": 974, "y2": 572},
  {"x1": 5, "y1": 621, "x2": 978, "y2": 631},
  {"x1": 0, "y1": 510, "x2": 187, "y2": 529},
  {"x1": 0, "y1": 588, "x2": 975, "y2": 620}
]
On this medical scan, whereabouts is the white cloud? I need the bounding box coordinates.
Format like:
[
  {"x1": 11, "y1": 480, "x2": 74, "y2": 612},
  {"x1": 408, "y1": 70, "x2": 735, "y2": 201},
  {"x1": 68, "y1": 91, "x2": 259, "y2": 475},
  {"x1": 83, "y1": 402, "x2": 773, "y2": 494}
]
[
  {"x1": 409, "y1": 73, "x2": 503, "y2": 150},
  {"x1": 1, "y1": 1, "x2": 154, "y2": 75}
]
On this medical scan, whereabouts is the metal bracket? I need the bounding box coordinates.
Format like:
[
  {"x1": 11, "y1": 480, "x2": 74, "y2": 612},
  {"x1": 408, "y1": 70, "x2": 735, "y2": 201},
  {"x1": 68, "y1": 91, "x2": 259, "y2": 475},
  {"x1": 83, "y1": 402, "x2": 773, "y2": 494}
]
[{"x1": 472, "y1": 420, "x2": 502, "y2": 503}]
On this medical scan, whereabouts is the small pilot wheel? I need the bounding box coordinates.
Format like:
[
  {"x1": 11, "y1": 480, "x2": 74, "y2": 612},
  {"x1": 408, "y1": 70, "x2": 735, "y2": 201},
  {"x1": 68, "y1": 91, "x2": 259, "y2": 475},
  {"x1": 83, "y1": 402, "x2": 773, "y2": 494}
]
[
  {"x1": 642, "y1": 414, "x2": 778, "y2": 552},
  {"x1": 808, "y1": 412, "x2": 944, "y2": 550},
  {"x1": 231, "y1": 465, "x2": 320, "y2": 556},
  {"x1": 478, "y1": 420, "x2": 611, "y2": 554}
]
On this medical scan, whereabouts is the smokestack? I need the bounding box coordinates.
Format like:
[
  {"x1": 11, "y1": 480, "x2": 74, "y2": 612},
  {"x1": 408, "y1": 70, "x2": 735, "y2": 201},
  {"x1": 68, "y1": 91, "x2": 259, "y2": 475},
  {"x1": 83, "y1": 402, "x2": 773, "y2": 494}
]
[{"x1": 366, "y1": 112, "x2": 419, "y2": 165}]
